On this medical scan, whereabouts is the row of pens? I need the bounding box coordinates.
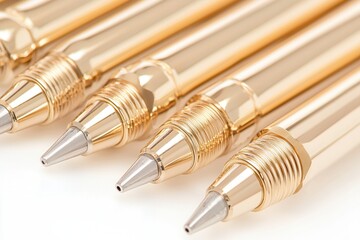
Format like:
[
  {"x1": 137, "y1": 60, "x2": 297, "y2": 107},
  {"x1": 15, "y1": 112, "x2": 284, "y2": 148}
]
[{"x1": 0, "y1": 0, "x2": 359, "y2": 234}]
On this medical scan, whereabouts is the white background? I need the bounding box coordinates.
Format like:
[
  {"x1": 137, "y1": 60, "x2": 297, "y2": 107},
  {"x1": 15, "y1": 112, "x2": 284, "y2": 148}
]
[
  {"x1": 0, "y1": 110, "x2": 359, "y2": 240},
  {"x1": 1, "y1": 0, "x2": 359, "y2": 239}
]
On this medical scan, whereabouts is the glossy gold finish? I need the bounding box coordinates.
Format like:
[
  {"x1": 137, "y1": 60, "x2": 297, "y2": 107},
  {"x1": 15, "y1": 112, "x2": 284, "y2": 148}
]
[
  {"x1": 0, "y1": 0, "x2": 124, "y2": 82},
  {"x1": 1, "y1": 0, "x2": 235, "y2": 133},
  {"x1": 210, "y1": 66, "x2": 360, "y2": 221},
  {"x1": 144, "y1": 1, "x2": 360, "y2": 182},
  {"x1": 71, "y1": 0, "x2": 342, "y2": 156}
]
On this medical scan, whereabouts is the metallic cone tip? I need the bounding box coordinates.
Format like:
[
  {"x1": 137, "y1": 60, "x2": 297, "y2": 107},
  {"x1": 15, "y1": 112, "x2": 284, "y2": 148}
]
[
  {"x1": 116, "y1": 154, "x2": 160, "y2": 193},
  {"x1": 184, "y1": 191, "x2": 228, "y2": 234},
  {"x1": 41, "y1": 127, "x2": 88, "y2": 166}
]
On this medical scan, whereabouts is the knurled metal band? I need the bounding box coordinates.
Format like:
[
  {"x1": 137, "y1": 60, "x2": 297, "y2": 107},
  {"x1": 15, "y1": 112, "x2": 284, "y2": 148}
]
[
  {"x1": 228, "y1": 132, "x2": 303, "y2": 210},
  {"x1": 163, "y1": 98, "x2": 231, "y2": 173},
  {"x1": 91, "y1": 80, "x2": 150, "y2": 147},
  {"x1": 15, "y1": 53, "x2": 84, "y2": 123}
]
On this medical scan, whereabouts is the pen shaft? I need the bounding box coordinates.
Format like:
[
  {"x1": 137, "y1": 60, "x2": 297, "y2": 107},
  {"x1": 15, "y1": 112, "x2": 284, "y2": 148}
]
[
  {"x1": 148, "y1": 0, "x2": 343, "y2": 99},
  {"x1": 58, "y1": 0, "x2": 235, "y2": 97},
  {"x1": 6, "y1": 0, "x2": 124, "y2": 47}
]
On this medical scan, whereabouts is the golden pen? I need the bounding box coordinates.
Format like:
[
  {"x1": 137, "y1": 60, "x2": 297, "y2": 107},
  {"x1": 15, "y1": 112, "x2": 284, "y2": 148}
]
[
  {"x1": 184, "y1": 65, "x2": 360, "y2": 233},
  {"x1": 116, "y1": 1, "x2": 360, "y2": 192},
  {"x1": 0, "y1": 0, "x2": 125, "y2": 83},
  {"x1": 0, "y1": 0, "x2": 235, "y2": 135},
  {"x1": 40, "y1": 0, "x2": 342, "y2": 166}
]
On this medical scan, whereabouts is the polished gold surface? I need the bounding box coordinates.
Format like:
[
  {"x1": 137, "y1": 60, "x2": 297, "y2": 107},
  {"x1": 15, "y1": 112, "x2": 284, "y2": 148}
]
[
  {"x1": 213, "y1": 132, "x2": 303, "y2": 219},
  {"x1": 71, "y1": 0, "x2": 342, "y2": 156},
  {"x1": 1, "y1": 0, "x2": 235, "y2": 132},
  {"x1": 0, "y1": 0, "x2": 124, "y2": 82},
  {"x1": 210, "y1": 66, "x2": 360, "y2": 221},
  {"x1": 1, "y1": 54, "x2": 83, "y2": 130},
  {"x1": 0, "y1": 80, "x2": 48, "y2": 130},
  {"x1": 144, "y1": 1, "x2": 360, "y2": 182}
]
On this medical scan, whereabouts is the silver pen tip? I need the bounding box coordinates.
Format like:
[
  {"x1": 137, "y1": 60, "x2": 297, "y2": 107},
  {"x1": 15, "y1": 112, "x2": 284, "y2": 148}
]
[
  {"x1": 116, "y1": 154, "x2": 159, "y2": 193},
  {"x1": 41, "y1": 127, "x2": 88, "y2": 166},
  {"x1": 184, "y1": 191, "x2": 228, "y2": 234},
  {"x1": 0, "y1": 105, "x2": 12, "y2": 134}
]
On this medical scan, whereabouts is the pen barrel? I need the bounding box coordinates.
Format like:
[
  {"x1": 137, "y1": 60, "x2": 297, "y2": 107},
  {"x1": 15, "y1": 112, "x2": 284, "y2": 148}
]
[
  {"x1": 0, "y1": 12, "x2": 35, "y2": 81},
  {"x1": 59, "y1": 0, "x2": 235, "y2": 98},
  {"x1": 149, "y1": 0, "x2": 342, "y2": 96},
  {"x1": 7, "y1": 0, "x2": 123, "y2": 48},
  {"x1": 0, "y1": 0, "x2": 123, "y2": 82}
]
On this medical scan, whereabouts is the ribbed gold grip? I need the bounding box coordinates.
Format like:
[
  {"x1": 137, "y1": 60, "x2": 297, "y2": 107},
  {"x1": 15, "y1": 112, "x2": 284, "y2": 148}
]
[
  {"x1": 231, "y1": 133, "x2": 303, "y2": 210},
  {"x1": 92, "y1": 80, "x2": 150, "y2": 147},
  {"x1": 16, "y1": 53, "x2": 84, "y2": 123},
  {"x1": 165, "y1": 98, "x2": 231, "y2": 172}
]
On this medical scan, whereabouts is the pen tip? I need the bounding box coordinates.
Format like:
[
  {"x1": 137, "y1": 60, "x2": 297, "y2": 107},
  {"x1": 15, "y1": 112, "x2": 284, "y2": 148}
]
[
  {"x1": 116, "y1": 154, "x2": 159, "y2": 193},
  {"x1": 41, "y1": 127, "x2": 88, "y2": 166},
  {"x1": 0, "y1": 105, "x2": 12, "y2": 134},
  {"x1": 184, "y1": 191, "x2": 228, "y2": 234}
]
